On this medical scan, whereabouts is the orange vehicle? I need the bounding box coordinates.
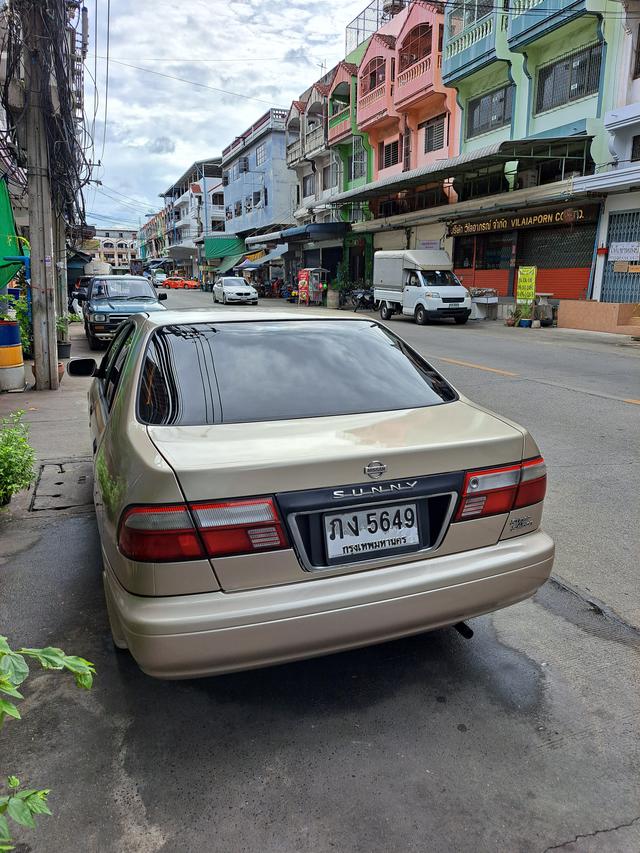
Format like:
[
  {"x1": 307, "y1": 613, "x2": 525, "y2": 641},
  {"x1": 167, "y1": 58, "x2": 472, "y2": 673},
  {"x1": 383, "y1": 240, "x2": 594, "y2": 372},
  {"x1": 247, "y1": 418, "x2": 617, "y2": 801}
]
[
  {"x1": 182, "y1": 278, "x2": 200, "y2": 290},
  {"x1": 163, "y1": 277, "x2": 184, "y2": 289}
]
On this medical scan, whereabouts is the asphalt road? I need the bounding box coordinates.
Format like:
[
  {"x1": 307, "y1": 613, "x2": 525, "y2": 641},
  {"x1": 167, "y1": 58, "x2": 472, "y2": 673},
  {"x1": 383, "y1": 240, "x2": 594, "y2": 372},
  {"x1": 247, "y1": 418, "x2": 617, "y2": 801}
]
[{"x1": 1, "y1": 290, "x2": 638, "y2": 853}]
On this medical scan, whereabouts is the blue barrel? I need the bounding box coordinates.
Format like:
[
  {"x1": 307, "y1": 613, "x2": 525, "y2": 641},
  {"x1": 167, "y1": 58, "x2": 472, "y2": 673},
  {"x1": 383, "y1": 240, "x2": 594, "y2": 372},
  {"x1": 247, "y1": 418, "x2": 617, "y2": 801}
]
[{"x1": 0, "y1": 320, "x2": 25, "y2": 391}]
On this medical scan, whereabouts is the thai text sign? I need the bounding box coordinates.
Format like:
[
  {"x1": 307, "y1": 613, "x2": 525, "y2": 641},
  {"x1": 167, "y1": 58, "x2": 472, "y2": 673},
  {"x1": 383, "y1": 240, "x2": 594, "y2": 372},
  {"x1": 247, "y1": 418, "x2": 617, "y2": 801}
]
[
  {"x1": 517, "y1": 266, "x2": 537, "y2": 303},
  {"x1": 448, "y1": 205, "x2": 598, "y2": 237},
  {"x1": 608, "y1": 242, "x2": 640, "y2": 262}
]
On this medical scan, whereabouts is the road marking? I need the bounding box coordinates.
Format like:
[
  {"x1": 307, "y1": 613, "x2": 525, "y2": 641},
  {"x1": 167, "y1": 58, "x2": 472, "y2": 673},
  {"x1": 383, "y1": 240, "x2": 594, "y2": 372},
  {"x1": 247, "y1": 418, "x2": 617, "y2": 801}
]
[
  {"x1": 624, "y1": 398, "x2": 640, "y2": 405},
  {"x1": 435, "y1": 356, "x2": 519, "y2": 377}
]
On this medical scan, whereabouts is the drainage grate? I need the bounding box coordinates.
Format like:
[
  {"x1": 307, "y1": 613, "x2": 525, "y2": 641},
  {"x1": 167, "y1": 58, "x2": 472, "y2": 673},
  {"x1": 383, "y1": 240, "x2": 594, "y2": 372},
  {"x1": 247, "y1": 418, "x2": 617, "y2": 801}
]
[{"x1": 30, "y1": 461, "x2": 94, "y2": 512}]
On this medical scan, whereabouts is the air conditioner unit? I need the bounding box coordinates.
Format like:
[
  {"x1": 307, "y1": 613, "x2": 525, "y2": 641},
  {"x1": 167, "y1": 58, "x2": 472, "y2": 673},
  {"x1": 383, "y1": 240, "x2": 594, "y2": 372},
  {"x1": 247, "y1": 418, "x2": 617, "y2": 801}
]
[
  {"x1": 518, "y1": 169, "x2": 538, "y2": 189},
  {"x1": 239, "y1": 157, "x2": 249, "y2": 173}
]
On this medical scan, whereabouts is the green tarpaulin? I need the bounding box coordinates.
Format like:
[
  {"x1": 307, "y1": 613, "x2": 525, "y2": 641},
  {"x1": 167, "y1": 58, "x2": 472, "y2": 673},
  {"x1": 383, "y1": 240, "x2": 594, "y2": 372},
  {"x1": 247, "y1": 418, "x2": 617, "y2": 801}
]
[
  {"x1": 0, "y1": 179, "x2": 24, "y2": 289},
  {"x1": 204, "y1": 235, "x2": 245, "y2": 259},
  {"x1": 215, "y1": 254, "x2": 245, "y2": 274}
]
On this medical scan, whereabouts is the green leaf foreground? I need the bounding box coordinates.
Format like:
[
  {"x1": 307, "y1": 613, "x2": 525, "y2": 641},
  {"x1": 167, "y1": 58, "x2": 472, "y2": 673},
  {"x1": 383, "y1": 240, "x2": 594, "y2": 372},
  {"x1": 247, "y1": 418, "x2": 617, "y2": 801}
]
[{"x1": 0, "y1": 637, "x2": 94, "y2": 849}]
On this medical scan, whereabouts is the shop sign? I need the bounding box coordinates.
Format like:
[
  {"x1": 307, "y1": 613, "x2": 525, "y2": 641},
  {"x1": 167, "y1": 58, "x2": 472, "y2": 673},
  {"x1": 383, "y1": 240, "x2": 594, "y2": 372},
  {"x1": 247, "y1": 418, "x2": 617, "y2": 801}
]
[
  {"x1": 608, "y1": 242, "x2": 640, "y2": 262},
  {"x1": 418, "y1": 239, "x2": 441, "y2": 250},
  {"x1": 517, "y1": 266, "x2": 537, "y2": 303},
  {"x1": 448, "y1": 205, "x2": 598, "y2": 237}
]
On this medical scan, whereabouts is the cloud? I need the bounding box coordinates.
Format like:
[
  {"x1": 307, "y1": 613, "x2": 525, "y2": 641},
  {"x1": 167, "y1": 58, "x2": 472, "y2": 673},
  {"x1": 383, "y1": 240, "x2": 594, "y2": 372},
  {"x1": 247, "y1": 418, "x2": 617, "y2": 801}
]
[
  {"x1": 87, "y1": 0, "x2": 368, "y2": 225},
  {"x1": 147, "y1": 136, "x2": 175, "y2": 154}
]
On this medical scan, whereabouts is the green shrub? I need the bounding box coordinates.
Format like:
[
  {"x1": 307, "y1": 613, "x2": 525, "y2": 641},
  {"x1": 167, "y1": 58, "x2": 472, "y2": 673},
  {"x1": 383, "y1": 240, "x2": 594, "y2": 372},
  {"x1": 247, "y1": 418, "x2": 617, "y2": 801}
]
[
  {"x1": 0, "y1": 411, "x2": 36, "y2": 506},
  {"x1": 0, "y1": 636, "x2": 95, "y2": 850}
]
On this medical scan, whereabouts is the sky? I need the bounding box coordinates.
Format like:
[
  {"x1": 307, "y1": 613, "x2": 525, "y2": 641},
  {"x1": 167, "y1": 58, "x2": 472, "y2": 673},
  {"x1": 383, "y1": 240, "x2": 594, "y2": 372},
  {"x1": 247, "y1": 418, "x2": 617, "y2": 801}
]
[{"x1": 85, "y1": 0, "x2": 370, "y2": 231}]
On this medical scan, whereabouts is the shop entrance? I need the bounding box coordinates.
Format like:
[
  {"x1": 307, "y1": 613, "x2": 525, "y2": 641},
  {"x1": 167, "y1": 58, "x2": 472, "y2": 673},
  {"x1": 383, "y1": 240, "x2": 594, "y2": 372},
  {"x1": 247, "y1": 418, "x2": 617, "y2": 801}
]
[{"x1": 600, "y1": 210, "x2": 640, "y2": 303}]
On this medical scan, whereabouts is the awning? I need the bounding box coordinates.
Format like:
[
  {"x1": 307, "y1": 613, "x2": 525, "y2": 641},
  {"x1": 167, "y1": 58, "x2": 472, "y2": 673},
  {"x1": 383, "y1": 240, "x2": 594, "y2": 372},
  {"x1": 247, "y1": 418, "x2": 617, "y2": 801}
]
[
  {"x1": 328, "y1": 136, "x2": 594, "y2": 205},
  {"x1": 204, "y1": 235, "x2": 245, "y2": 259},
  {"x1": 245, "y1": 222, "x2": 351, "y2": 247},
  {"x1": 215, "y1": 253, "x2": 245, "y2": 274},
  {"x1": 239, "y1": 244, "x2": 289, "y2": 268}
]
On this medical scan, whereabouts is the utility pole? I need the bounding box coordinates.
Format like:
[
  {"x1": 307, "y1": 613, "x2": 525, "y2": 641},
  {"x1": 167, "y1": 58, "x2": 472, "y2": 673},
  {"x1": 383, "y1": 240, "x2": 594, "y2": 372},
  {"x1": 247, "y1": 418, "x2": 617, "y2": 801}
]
[{"x1": 23, "y1": 2, "x2": 59, "y2": 390}]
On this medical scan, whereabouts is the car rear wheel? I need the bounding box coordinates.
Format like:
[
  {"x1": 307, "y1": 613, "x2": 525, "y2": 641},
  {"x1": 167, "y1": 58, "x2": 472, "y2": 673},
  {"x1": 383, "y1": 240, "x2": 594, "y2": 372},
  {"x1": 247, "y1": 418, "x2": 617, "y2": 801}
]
[
  {"x1": 455, "y1": 315, "x2": 469, "y2": 325},
  {"x1": 380, "y1": 302, "x2": 394, "y2": 321},
  {"x1": 415, "y1": 305, "x2": 427, "y2": 325},
  {"x1": 222, "y1": 293, "x2": 227, "y2": 304}
]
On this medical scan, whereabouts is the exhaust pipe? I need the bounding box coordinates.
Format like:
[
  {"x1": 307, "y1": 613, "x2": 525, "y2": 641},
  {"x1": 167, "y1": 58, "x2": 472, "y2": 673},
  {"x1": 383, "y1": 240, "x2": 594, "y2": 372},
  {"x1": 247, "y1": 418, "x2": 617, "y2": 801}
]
[{"x1": 453, "y1": 621, "x2": 474, "y2": 639}]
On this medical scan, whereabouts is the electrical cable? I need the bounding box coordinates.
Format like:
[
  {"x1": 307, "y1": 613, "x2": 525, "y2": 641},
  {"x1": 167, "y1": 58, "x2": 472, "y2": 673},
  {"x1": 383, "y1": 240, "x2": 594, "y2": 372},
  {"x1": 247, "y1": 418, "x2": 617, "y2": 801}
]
[{"x1": 99, "y1": 0, "x2": 110, "y2": 162}]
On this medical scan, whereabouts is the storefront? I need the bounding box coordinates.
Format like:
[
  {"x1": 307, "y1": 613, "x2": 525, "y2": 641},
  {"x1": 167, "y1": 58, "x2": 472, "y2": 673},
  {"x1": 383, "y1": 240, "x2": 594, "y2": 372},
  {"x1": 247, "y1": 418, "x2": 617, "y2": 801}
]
[
  {"x1": 344, "y1": 232, "x2": 374, "y2": 283},
  {"x1": 449, "y1": 204, "x2": 600, "y2": 300}
]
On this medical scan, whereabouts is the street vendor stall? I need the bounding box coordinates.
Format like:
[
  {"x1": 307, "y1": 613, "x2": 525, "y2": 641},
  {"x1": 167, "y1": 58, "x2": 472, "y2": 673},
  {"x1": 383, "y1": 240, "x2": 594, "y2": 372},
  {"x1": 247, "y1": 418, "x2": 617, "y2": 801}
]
[{"x1": 297, "y1": 268, "x2": 328, "y2": 305}]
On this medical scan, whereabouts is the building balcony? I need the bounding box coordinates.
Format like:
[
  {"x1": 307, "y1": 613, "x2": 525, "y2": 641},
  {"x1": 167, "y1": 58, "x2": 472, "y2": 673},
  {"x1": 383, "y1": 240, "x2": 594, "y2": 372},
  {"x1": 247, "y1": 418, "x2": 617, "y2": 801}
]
[
  {"x1": 304, "y1": 125, "x2": 326, "y2": 157},
  {"x1": 286, "y1": 138, "x2": 303, "y2": 166},
  {"x1": 222, "y1": 108, "x2": 288, "y2": 166},
  {"x1": 442, "y1": 13, "x2": 497, "y2": 85},
  {"x1": 357, "y1": 82, "x2": 389, "y2": 130},
  {"x1": 328, "y1": 106, "x2": 352, "y2": 144},
  {"x1": 393, "y1": 54, "x2": 440, "y2": 110},
  {"x1": 507, "y1": 0, "x2": 587, "y2": 49}
]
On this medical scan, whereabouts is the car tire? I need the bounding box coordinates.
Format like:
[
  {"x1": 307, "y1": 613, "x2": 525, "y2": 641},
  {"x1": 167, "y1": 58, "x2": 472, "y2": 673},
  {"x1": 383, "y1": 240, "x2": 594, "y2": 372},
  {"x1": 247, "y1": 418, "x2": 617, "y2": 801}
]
[
  {"x1": 213, "y1": 292, "x2": 217, "y2": 303},
  {"x1": 380, "y1": 302, "x2": 393, "y2": 321},
  {"x1": 222, "y1": 293, "x2": 227, "y2": 304},
  {"x1": 455, "y1": 315, "x2": 469, "y2": 325},
  {"x1": 415, "y1": 305, "x2": 427, "y2": 326}
]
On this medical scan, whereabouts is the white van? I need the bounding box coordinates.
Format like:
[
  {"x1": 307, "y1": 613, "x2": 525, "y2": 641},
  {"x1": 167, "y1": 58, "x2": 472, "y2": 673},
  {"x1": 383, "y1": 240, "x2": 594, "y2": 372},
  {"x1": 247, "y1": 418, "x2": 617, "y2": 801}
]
[{"x1": 374, "y1": 250, "x2": 471, "y2": 325}]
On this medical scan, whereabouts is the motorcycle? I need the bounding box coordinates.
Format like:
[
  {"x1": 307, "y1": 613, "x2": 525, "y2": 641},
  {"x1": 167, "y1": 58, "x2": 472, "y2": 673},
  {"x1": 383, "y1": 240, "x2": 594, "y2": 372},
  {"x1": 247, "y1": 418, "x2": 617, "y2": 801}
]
[{"x1": 350, "y1": 288, "x2": 377, "y2": 313}]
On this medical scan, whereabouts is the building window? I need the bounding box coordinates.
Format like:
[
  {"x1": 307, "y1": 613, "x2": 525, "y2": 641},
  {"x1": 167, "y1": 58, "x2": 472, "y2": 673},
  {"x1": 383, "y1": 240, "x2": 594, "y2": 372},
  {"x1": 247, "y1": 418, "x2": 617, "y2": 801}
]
[
  {"x1": 467, "y1": 85, "x2": 513, "y2": 139},
  {"x1": 245, "y1": 195, "x2": 253, "y2": 212},
  {"x1": 349, "y1": 137, "x2": 367, "y2": 181},
  {"x1": 632, "y1": 135, "x2": 640, "y2": 162},
  {"x1": 302, "y1": 173, "x2": 315, "y2": 197},
  {"x1": 360, "y1": 57, "x2": 385, "y2": 96},
  {"x1": 378, "y1": 139, "x2": 400, "y2": 170},
  {"x1": 536, "y1": 43, "x2": 602, "y2": 114},
  {"x1": 448, "y1": 0, "x2": 492, "y2": 40},
  {"x1": 422, "y1": 114, "x2": 446, "y2": 152},
  {"x1": 256, "y1": 143, "x2": 266, "y2": 166},
  {"x1": 399, "y1": 25, "x2": 433, "y2": 73},
  {"x1": 252, "y1": 191, "x2": 261, "y2": 207},
  {"x1": 234, "y1": 200, "x2": 242, "y2": 217},
  {"x1": 263, "y1": 186, "x2": 268, "y2": 207},
  {"x1": 322, "y1": 162, "x2": 338, "y2": 190},
  {"x1": 211, "y1": 192, "x2": 224, "y2": 206},
  {"x1": 403, "y1": 129, "x2": 411, "y2": 170},
  {"x1": 635, "y1": 26, "x2": 640, "y2": 78}
]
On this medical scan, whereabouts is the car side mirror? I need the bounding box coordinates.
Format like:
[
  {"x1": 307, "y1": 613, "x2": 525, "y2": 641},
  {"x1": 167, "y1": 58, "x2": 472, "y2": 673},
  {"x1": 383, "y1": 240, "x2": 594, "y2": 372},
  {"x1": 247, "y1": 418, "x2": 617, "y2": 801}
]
[
  {"x1": 158, "y1": 292, "x2": 167, "y2": 301},
  {"x1": 67, "y1": 357, "x2": 97, "y2": 377}
]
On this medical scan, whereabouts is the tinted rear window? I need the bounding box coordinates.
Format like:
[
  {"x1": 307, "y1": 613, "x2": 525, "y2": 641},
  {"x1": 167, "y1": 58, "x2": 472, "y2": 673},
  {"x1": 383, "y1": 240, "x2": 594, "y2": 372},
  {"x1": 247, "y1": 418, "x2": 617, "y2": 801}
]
[{"x1": 138, "y1": 320, "x2": 456, "y2": 426}]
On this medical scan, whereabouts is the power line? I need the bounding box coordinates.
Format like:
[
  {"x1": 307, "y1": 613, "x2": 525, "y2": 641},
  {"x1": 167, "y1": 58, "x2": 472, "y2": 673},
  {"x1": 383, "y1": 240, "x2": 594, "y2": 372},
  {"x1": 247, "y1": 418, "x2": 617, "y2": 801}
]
[
  {"x1": 89, "y1": 54, "x2": 288, "y2": 63},
  {"x1": 99, "y1": 0, "x2": 110, "y2": 161},
  {"x1": 99, "y1": 182, "x2": 159, "y2": 210},
  {"x1": 95, "y1": 57, "x2": 289, "y2": 107}
]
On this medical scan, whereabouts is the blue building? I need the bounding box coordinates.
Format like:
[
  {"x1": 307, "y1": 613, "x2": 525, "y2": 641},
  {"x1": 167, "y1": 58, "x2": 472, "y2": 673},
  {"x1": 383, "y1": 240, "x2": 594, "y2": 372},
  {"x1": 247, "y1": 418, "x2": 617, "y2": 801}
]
[{"x1": 221, "y1": 109, "x2": 297, "y2": 237}]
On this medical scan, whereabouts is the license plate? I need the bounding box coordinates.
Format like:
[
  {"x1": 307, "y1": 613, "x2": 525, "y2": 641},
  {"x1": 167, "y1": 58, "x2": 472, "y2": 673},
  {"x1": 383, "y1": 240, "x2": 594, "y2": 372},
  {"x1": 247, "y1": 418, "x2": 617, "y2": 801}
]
[{"x1": 324, "y1": 503, "x2": 419, "y2": 561}]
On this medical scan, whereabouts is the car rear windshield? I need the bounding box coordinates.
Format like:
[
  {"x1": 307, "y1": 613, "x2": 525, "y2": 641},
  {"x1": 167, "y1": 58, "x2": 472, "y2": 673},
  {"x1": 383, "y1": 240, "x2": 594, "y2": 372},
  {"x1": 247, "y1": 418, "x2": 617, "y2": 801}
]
[
  {"x1": 137, "y1": 320, "x2": 457, "y2": 426},
  {"x1": 92, "y1": 278, "x2": 156, "y2": 299}
]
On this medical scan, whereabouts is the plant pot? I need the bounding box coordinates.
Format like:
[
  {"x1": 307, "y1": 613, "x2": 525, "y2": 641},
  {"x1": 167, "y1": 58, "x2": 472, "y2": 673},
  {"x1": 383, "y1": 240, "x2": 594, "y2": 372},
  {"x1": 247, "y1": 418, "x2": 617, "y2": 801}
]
[
  {"x1": 326, "y1": 289, "x2": 340, "y2": 310},
  {"x1": 31, "y1": 361, "x2": 65, "y2": 383},
  {"x1": 519, "y1": 319, "x2": 532, "y2": 328},
  {"x1": 505, "y1": 317, "x2": 516, "y2": 327},
  {"x1": 531, "y1": 319, "x2": 541, "y2": 329},
  {"x1": 57, "y1": 340, "x2": 72, "y2": 358}
]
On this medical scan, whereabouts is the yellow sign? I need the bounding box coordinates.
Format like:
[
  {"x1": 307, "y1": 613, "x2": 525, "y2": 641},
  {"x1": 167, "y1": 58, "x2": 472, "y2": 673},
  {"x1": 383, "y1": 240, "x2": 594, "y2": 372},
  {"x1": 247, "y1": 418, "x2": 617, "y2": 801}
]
[{"x1": 517, "y1": 266, "x2": 537, "y2": 303}]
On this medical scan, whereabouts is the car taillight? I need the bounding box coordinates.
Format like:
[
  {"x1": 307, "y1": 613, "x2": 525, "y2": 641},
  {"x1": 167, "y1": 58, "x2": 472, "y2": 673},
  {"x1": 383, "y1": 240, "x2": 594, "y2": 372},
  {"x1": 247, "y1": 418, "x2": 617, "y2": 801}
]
[
  {"x1": 191, "y1": 498, "x2": 287, "y2": 558},
  {"x1": 119, "y1": 505, "x2": 205, "y2": 562},
  {"x1": 118, "y1": 497, "x2": 288, "y2": 562},
  {"x1": 456, "y1": 456, "x2": 547, "y2": 521}
]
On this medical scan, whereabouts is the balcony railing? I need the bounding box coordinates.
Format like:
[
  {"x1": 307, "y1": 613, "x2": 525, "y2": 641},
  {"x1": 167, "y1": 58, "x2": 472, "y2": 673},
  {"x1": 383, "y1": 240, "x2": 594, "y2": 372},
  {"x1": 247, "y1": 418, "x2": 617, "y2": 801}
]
[
  {"x1": 305, "y1": 125, "x2": 326, "y2": 154},
  {"x1": 328, "y1": 108, "x2": 352, "y2": 143},
  {"x1": 286, "y1": 138, "x2": 303, "y2": 166},
  {"x1": 329, "y1": 106, "x2": 350, "y2": 128},
  {"x1": 359, "y1": 83, "x2": 385, "y2": 111},
  {"x1": 394, "y1": 54, "x2": 441, "y2": 107},
  {"x1": 445, "y1": 15, "x2": 494, "y2": 60},
  {"x1": 507, "y1": 0, "x2": 584, "y2": 45},
  {"x1": 510, "y1": 0, "x2": 544, "y2": 13}
]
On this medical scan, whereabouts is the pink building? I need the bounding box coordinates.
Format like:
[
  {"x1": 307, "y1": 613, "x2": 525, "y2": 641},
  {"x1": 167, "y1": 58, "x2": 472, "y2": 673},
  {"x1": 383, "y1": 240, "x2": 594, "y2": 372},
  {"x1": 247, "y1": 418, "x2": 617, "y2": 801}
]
[{"x1": 356, "y1": 2, "x2": 459, "y2": 183}]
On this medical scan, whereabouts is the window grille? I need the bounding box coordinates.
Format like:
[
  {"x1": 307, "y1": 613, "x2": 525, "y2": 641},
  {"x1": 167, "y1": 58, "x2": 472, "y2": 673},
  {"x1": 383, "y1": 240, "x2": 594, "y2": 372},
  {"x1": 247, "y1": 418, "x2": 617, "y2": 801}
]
[
  {"x1": 634, "y1": 26, "x2": 640, "y2": 78},
  {"x1": 632, "y1": 135, "x2": 640, "y2": 162},
  {"x1": 303, "y1": 173, "x2": 315, "y2": 197},
  {"x1": 399, "y1": 25, "x2": 432, "y2": 73},
  {"x1": 535, "y1": 43, "x2": 602, "y2": 114},
  {"x1": 350, "y1": 136, "x2": 367, "y2": 180},
  {"x1": 360, "y1": 57, "x2": 385, "y2": 95},
  {"x1": 379, "y1": 139, "x2": 400, "y2": 170},
  {"x1": 422, "y1": 114, "x2": 446, "y2": 152},
  {"x1": 467, "y1": 85, "x2": 513, "y2": 138},
  {"x1": 255, "y1": 143, "x2": 266, "y2": 167}
]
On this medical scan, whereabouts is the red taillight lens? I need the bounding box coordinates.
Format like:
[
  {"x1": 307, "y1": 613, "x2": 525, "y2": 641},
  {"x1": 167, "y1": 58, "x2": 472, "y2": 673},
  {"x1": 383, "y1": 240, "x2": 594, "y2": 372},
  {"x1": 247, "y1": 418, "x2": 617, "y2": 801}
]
[
  {"x1": 118, "y1": 497, "x2": 288, "y2": 563},
  {"x1": 514, "y1": 457, "x2": 547, "y2": 508},
  {"x1": 456, "y1": 457, "x2": 546, "y2": 521},
  {"x1": 190, "y1": 498, "x2": 287, "y2": 558},
  {"x1": 119, "y1": 505, "x2": 205, "y2": 562}
]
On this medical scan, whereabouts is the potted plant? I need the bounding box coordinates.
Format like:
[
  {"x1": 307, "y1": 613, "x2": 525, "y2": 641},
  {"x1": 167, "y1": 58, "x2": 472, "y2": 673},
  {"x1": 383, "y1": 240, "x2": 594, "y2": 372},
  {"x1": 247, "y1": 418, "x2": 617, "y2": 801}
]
[
  {"x1": 56, "y1": 316, "x2": 71, "y2": 359},
  {"x1": 518, "y1": 303, "x2": 533, "y2": 328},
  {"x1": 0, "y1": 410, "x2": 36, "y2": 506},
  {"x1": 505, "y1": 306, "x2": 521, "y2": 327}
]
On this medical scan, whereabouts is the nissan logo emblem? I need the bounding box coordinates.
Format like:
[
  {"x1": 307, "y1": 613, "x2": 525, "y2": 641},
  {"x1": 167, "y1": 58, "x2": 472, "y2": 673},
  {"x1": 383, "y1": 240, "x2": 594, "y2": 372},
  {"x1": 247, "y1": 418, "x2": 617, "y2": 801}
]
[{"x1": 364, "y1": 461, "x2": 387, "y2": 480}]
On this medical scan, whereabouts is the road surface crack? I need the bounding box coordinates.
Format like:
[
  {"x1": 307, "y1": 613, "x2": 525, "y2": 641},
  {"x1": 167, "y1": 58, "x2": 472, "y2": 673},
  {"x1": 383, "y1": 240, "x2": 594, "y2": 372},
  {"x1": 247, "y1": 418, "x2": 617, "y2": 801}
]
[{"x1": 543, "y1": 814, "x2": 640, "y2": 851}]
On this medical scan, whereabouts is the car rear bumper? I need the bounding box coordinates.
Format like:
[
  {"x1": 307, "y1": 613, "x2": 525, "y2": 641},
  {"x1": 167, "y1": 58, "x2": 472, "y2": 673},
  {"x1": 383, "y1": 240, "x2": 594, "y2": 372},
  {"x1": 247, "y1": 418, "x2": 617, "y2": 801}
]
[{"x1": 104, "y1": 529, "x2": 554, "y2": 679}]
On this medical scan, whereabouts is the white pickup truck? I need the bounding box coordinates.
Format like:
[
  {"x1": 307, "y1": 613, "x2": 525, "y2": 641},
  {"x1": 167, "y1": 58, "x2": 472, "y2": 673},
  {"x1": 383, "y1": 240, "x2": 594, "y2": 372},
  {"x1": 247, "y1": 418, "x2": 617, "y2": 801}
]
[{"x1": 374, "y1": 249, "x2": 471, "y2": 325}]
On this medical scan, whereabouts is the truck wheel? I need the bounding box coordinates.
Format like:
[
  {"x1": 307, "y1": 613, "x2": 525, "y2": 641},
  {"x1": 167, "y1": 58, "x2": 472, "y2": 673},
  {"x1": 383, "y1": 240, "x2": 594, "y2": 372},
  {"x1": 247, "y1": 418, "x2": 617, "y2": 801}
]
[
  {"x1": 380, "y1": 302, "x2": 394, "y2": 321},
  {"x1": 455, "y1": 315, "x2": 469, "y2": 325},
  {"x1": 415, "y1": 305, "x2": 427, "y2": 326}
]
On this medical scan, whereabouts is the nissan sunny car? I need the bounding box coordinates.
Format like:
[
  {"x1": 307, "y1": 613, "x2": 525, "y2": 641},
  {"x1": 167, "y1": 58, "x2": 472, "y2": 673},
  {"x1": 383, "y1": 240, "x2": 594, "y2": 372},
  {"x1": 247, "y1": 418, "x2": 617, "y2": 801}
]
[{"x1": 69, "y1": 311, "x2": 554, "y2": 679}]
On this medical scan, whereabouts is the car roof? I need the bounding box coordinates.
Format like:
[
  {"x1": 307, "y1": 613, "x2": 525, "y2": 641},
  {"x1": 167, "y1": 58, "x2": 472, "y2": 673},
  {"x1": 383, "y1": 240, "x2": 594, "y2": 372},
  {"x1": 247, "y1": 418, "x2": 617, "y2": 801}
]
[
  {"x1": 135, "y1": 310, "x2": 372, "y2": 329},
  {"x1": 91, "y1": 275, "x2": 149, "y2": 281}
]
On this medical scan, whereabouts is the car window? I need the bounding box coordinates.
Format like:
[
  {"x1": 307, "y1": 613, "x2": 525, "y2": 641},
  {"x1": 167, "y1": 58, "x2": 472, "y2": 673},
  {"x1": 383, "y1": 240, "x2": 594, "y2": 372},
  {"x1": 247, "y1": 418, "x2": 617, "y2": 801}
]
[
  {"x1": 137, "y1": 320, "x2": 456, "y2": 426},
  {"x1": 419, "y1": 270, "x2": 463, "y2": 287},
  {"x1": 101, "y1": 323, "x2": 136, "y2": 411},
  {"x1": 223, "y1": 278, "x2": 246, "y2": 286},
  {"x1": 91, "y1": 278, "x2": 156, "y2": 299}
]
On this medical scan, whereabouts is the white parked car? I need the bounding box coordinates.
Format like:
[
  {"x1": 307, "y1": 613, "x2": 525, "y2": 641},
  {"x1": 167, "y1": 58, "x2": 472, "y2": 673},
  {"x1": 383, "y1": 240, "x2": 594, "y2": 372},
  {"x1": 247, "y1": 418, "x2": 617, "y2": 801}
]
[{"x1": 213, "y1": 276, "x2": 258, "y2": 305}]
